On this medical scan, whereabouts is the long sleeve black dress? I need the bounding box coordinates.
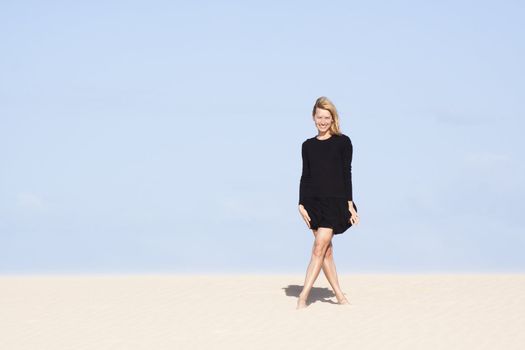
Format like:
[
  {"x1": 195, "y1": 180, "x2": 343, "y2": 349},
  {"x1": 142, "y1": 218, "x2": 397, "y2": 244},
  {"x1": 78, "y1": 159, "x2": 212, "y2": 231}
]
[{"x1": 299, "y1": 133, "x2": 358, "y2": 234}]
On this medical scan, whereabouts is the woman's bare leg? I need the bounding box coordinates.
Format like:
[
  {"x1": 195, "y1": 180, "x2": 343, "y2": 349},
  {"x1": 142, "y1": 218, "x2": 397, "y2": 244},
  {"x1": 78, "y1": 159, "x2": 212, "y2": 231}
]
[
  {"x1": 313, "y1": 231, "x2": 349, "y2": 305},
  {"x1": 296, "y1": 227, "x2": 333, "y2": 309}
]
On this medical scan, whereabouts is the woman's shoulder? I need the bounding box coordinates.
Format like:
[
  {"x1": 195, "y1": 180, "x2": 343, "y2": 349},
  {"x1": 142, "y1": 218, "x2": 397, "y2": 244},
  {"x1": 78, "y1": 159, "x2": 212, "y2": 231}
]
[
  {"x1": 337, "y1": 133, "x2": 352, "y2": 143},
  {"x1": 301, "y1": 138, "x2": 312, "y2": 151},
  {"x1": 302, "y1": 136, "x2": 316, "y2": 144}
]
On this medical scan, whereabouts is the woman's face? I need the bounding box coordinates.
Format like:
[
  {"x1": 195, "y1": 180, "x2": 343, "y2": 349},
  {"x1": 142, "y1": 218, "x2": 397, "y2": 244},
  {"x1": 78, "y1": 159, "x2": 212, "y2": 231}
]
[{"x1": 313, "y1": 108, "x2": 333, "y2": 133}]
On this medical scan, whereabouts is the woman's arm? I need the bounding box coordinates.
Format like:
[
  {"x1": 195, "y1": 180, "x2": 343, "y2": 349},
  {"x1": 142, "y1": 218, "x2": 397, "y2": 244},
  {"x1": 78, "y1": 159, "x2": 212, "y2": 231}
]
[
  {"x1": 299, "y1": 141, "x2": 311, "y2": 206},
  {"x1": 342, "y1": 135, "x2": 353, "y2": 202}
]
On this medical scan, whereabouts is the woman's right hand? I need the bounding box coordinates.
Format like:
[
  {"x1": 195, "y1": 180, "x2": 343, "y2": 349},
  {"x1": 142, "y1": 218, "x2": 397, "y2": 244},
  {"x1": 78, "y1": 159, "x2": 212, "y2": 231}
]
[{"x1": 298, "y1": 205, "x2": 311, "y2": 229}]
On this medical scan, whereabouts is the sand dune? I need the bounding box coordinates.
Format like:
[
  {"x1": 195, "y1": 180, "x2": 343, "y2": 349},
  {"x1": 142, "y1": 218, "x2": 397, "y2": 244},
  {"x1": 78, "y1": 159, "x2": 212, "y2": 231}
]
[{"x1": 1, "y1": 273, "x2": 524, "y2": 349}]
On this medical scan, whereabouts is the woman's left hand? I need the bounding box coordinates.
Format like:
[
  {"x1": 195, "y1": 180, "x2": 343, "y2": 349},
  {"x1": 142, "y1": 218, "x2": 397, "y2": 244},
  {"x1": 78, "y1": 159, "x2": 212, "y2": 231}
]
[{"x1": 348, "y1": 207, "x2": 360, "y2": 225}]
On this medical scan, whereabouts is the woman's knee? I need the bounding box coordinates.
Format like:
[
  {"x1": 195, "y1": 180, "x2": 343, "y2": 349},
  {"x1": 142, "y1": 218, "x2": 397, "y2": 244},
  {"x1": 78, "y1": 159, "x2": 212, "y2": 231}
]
[
  {"x1": 313, "y1": 238, "x2": 331, "y2": 258},
  {"x1": 324, "y1": 242, "x2": 333, "y2": 259}
]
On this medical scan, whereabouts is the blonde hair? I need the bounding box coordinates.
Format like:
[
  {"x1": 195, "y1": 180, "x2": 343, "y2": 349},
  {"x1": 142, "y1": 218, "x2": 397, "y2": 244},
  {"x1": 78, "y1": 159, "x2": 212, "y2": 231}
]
[{"x1": 311, "y1": 96, "x2": 342, "y2": 136}]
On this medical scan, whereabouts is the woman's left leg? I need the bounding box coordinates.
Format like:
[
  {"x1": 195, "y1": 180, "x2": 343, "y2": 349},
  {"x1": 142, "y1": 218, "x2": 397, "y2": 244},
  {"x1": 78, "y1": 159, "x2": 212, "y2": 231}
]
[
  {"x1": 318, "y1": 239, "x2": 349, "y2": 305},
  {"x1": 297, "y1": 227, "x2": 333, "y2": 309}
]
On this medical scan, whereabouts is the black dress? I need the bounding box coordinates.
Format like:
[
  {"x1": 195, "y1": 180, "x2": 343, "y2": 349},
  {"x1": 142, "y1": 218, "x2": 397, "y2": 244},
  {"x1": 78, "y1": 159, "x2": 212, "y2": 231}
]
[{"x1": 299, "y1": 133, "x2": 357, "y2": 235}]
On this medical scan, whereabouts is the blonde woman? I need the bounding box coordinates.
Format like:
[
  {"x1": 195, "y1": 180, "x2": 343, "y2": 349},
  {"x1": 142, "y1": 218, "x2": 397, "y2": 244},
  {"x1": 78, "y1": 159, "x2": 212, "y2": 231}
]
[{"x1": 297, "y1": 96, "x2": 360, "y2": 309}]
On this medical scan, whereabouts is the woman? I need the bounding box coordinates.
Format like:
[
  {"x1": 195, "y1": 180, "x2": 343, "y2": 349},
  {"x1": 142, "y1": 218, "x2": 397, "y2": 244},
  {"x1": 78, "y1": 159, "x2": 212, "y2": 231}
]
[{"x1": 297, "y1": 96, "x2": 360, "y2": 309}]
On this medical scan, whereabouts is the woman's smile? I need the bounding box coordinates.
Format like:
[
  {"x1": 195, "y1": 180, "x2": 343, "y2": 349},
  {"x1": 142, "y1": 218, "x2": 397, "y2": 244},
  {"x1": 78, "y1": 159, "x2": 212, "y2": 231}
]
[{"x1": 314, "y1": 107, "x2": 334, "y2": 133}]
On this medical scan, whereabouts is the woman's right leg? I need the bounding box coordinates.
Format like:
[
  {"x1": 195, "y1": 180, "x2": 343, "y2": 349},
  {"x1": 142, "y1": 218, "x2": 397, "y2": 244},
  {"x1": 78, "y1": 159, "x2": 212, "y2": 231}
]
[{"x1": 297, "y1": 227, "x2": 333, "y2": 309}]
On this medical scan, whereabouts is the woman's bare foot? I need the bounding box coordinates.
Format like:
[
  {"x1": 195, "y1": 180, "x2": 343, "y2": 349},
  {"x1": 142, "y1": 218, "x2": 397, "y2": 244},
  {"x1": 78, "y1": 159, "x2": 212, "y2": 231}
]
[
  {"x1": 335, "y1": 292, "x2": 350, "y2": 305},
  {"x1": 296, "y1": 298, "x2": 307, "y2": 309},
  {"x1": 296, "y1": 293, "x2": 308, "y2": 309}
]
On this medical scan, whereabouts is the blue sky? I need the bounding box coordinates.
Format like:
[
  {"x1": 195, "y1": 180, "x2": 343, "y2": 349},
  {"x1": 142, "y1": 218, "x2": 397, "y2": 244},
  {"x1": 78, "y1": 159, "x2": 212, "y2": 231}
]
[{"x1": 1, "y1": 0, "x2": 524, "y2": 274}]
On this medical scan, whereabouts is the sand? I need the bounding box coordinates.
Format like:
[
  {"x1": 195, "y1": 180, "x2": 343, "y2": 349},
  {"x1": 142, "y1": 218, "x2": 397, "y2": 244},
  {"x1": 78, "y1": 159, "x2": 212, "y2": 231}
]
[{"x1": 1, "y1": 273, "x2": 524, "y2": 349}]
